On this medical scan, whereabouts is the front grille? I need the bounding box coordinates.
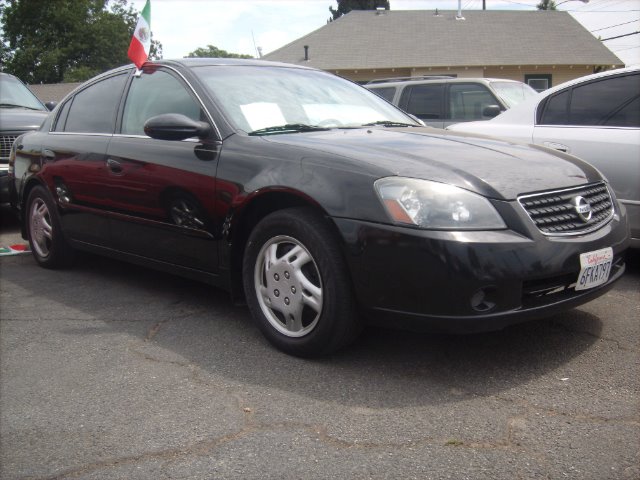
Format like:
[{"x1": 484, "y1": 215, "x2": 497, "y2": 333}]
[
  {"x1": 518, "y1": 182, "x2": 614, "y2": 235},
  {"x1": 0, "y1": 134, "x2": 19, "y2": 161}
]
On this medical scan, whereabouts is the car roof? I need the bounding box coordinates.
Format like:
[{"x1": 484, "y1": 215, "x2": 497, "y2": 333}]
[
  {"x1": 366, "y1": 77, "x2": 524, "y2": 87},
  {"x1": 159, "y1": 57, "x2": 317, "y2": 71},
  {"x1": 529, "y1": 65, "x2": 639, "y2": 100}
]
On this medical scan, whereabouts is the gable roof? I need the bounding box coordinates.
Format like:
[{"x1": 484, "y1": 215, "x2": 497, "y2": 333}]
[
  {"x1": 263, "y1": 10, "x2": 623, "y2": 69},
  {"x1": 28, "y1": 82, "x2": 82, "y2": 103}
]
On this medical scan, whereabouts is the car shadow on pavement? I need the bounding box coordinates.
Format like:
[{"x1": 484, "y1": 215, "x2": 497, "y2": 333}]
[{"x1": 2, "y1": 250, "x2": 606, "y2": 409}]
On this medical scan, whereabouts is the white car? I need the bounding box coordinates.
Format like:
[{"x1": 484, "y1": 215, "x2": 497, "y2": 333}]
[{"x1": 447, "y1": 67, "x2": 640, "y2": 248}]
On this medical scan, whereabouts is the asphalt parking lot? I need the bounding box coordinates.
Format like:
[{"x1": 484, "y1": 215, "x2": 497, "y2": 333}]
[{"x1": 1, "y1": 206, "x2": 639, "y2": 480}]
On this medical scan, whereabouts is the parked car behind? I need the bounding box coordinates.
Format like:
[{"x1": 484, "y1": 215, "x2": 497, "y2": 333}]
[
  {"x1": 0, "y1": 72, "x2": 50, "y2": 204},
  {"x1": 447, "y1": 66, "x2": 640, "y2": 249},
  {"x1": 9, "y1": 59, "x2": 629, "y2": 356},
  {"x1": 365, "y1": 76, "x2": 538, "y2": 128}
]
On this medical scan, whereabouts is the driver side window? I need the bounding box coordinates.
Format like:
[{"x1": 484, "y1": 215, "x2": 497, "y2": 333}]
[{"x1": 121, "y1": 69, "x2": 204, "y2": 136}]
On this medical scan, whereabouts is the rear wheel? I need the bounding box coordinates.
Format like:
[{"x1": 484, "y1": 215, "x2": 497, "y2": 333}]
[
  {"x1": 26, "y1": 185, "x2": 74, "y2": 268},
  {"x1": 243, "y1": 208, "x2": 361, "y2": 356}
]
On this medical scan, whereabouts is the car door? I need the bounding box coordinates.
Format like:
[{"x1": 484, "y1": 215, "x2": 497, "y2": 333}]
[
  {"x1": 41, "y1": 71, "x2": 129, "y2": 246},
  {"x1": 532, "y1": 72, "x2": 640, "y2": 239},
  {"x1": 105, "y1": 66, "x2": 220, "y2": 273},
  {"x1": 445, "y1": 83, "x2": 504, "y2": 128},
  {"x1": 398, "y1": 84, "x2": 445, "y2": 128}
]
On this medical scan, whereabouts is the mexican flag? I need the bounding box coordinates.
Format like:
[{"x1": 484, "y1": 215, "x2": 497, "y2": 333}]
[{"x1": 128, "y1": 0, "x2": 151, "y2": 69}]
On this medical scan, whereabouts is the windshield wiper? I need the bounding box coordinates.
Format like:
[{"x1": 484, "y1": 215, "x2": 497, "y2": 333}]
[
  {"x1": 0, "y1": 103, "x2": 43, "y2": 111},
  {"x1": 248, "y1": 123, "x2": 330, "y2": 136},
  {"x1": 362, "y1": 120, "x2": 418, "y2": 127}
]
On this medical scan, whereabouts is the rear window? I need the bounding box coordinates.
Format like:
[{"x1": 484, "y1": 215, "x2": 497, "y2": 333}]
[{"x1": 368, "y1": 87, "x2": 396, "y2": 103}]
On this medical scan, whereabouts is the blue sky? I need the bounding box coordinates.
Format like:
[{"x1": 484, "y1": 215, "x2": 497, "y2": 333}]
[{"x1": 130, "y1": 0, "x2": 640, "y2": 66}]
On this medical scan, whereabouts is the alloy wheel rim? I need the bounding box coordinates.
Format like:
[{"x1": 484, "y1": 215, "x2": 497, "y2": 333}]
[
  {"x1": 254, "y1": 235, "x2": 323, "y2": 338},
  {"x1": 29, "y1": 198, "x2": 53, "y2": 258}
]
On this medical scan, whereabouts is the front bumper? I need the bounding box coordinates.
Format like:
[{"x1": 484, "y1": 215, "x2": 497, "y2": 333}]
[
  {"x1": 0, "y1": 169, "x2": 8, "y2": 204},
  {"x1": 333, "y1": 205, "x2": 629, "y2": 333}
]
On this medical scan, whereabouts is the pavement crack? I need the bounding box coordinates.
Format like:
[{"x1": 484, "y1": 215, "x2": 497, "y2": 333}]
[
  {"x1": 145, "y1": 319, "x2": 170, "y2": 342},
  {"x1": 549, "y1": 320, "x2": 635, "y2": 352}
]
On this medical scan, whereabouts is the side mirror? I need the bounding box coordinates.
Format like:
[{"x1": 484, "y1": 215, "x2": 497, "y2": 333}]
[
  {"x1": 44, "y1": 101, "x2": 57, "y2": 111},
  {"x1": 144, "y1": 113, "x2": 212, "y2": 141},
  {"x1": 482, "y1": 105, "x2": 502, "y2": 118}
]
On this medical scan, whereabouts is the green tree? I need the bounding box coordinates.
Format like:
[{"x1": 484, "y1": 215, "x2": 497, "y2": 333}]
[
  {"x1": 186, "y1": 44, "x2": 252, "y2": 59},
  {"x1": 1, "y1": 0, "x2": 163, "y2": 84},
  {"x1": 537, "y1": 0, "x2": 557, "y2": 10},
  {"x1": 329, "y1": 0, "x2": 390, "y2": 21}
]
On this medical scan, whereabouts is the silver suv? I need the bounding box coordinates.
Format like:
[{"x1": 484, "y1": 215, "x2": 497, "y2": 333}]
[{"x1": 366, "y1": 76, "x2": 537, "y2": 128}]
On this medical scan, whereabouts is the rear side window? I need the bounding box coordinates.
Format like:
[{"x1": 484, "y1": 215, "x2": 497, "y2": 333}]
[
  {"x1": 63, "y1": 73, "x2": 128, "y2": 134},
  {"x1": 539, "y1": 90, "x2": 570, "y2": 125},
  {"x1": 539, "y1": 73, "x2": 640, "y2": 127},
  {"x1": 369, "y1": 87, "x2": 396, "y2": 103},
  {"x1": 605, "y1": 96, "x2": 640, "y2": 127},
  {"x1": 400, "y1": 84, "x2": 444, "y2": 120},
  {"x1": 449, "y1": 83, "x2": 499, "y2": 121},
  {"x1": 570, "y1": 73, "x2": 640, "y2": 127},
  {"x1": 53, "y1": 99, "x2": 72, "y2": 132}
]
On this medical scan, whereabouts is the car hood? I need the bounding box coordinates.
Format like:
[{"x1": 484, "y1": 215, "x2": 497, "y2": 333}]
[
  {"x1": 261, "y1": 127, "x2": 601, "y2": 200},
  {"x1": 0, "y1": 108, "x2": 48, "y2": 131}
]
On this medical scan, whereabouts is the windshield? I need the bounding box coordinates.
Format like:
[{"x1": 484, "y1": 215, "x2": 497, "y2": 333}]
[
  {"x1": 490, "y1": 81, "x2": 538, "y2": 108},
  {"x1": 193, "y1": 65, "x2": 418, "y2": 134},
  {"x1": 0, "y1": 74, "x2": 46, "y2": 110}
]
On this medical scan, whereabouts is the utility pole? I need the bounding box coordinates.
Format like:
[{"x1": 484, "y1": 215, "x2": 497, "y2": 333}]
[{"x1": 483, "y1": 0, "x2": 486, "y2": 9}]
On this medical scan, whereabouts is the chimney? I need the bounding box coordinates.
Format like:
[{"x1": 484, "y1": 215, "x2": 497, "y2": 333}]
[
  {"x1": 304, "y1": 45, "x2": 309, "y2": 61},
  {"x1": 456, "y1": 0, "x2": 465, "y2": 20}
]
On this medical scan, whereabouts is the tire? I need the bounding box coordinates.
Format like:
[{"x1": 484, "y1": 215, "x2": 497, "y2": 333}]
[
  {"x1": 243, "y1": 208, "x2": 361, "y2": 357},
  {"x1": 25, "y1": 185, "x2": 74, "y2": 269}
]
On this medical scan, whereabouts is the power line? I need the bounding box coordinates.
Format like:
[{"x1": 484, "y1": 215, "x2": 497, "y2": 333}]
[
  {"x1": 591, "y1": 19, "x2": 639, "y2": 32},
  {"x1": 601, "y1": 31, "x2": 640, "y2": 41},
  {"x1": 612, "y1": 45, "x2": 640, "y2": 51}
]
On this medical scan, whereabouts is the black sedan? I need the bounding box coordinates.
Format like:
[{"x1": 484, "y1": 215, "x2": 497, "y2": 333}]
[{"x1": 9, "y1": 59, "x2": 629, "y2": 356}]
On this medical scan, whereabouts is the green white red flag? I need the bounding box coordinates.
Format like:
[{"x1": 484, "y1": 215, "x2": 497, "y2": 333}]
[{"x1": 128, "y1": 0, "x2": 151, "y2": 69}]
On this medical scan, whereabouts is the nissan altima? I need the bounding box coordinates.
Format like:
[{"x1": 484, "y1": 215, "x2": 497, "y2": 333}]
[{"x1": 9, "y1": 59, "x2": 630, "y2": 356}]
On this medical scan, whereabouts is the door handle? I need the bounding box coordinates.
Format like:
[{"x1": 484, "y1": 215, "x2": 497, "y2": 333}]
[
  {"x1": 543, "y1": 141, "x2": 569, "y2": 153},
  {"x1": 106, "y1": 158, "x2": 123, "y2": 174}
]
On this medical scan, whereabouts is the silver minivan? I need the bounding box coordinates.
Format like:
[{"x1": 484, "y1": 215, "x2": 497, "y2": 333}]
[{"x1": 366, "y1": 76, "x2": 537, "y2": 128}]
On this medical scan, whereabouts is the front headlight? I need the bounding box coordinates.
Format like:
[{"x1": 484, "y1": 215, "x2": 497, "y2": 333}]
[{"x1": 374, "y1": 177, "x2": 506, "y2": 230}]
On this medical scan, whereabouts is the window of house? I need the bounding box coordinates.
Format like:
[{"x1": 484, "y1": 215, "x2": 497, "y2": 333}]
[
  {"x1": 400, "y1": 84, "x2": 444, "y2": 120},
  {"x1": 63, "y1": 73, "x2": 128, "y2": 134},
  {"x1": 448, "y1": 83, "x2": 499, "y2": 121},
  {"x1": 525, "y1": 74, "x2": 552, "y2": 93},
  {"x1": 121, "y1": 69, "x2": 203, "y2": 136}
]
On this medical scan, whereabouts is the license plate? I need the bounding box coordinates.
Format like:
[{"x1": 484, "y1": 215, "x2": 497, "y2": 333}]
[{"x1": 575, "y1": 247, "x2": 613, "y2": 291}]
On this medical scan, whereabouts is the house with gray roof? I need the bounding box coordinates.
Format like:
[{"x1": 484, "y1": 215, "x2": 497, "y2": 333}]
[
  {"x1": 27, "y1": 82, "x2": 81, "y2": 104},
  {"x1": 263, "y1": 9, "x2": 624, "y2": 90}
]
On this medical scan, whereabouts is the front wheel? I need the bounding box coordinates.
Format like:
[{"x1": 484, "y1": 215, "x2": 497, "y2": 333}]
[
  {"x1": 243, "y1": 208, "x2": 361, "y2": 356},
  {"x1": 25, "y1": 185, "x2": 74, "y2": 268}
]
